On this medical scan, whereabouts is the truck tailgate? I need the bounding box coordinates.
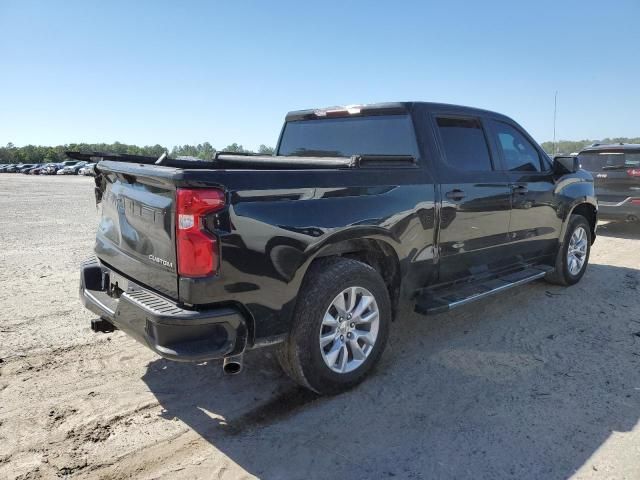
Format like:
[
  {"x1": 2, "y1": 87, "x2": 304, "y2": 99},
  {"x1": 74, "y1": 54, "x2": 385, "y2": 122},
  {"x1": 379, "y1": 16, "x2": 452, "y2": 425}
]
[{"x1": 95, "y1": 166, "x2": 178, "y2": 299}]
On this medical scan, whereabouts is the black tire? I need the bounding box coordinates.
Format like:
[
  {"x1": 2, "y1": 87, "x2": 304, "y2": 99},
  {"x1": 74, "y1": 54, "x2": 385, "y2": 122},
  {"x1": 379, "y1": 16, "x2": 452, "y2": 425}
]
[
  {"x1": 277, "y1": 257, "x2": 391, "y2": 395},
  {"x1": 545, "y1": 214, "x2": 592, "y2": 286}
]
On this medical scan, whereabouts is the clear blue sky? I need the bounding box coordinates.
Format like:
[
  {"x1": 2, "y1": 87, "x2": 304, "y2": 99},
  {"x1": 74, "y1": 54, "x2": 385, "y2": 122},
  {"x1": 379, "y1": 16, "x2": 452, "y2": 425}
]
[{"x1": 1, "y1": 0, "x2": 639, "y2": 150}]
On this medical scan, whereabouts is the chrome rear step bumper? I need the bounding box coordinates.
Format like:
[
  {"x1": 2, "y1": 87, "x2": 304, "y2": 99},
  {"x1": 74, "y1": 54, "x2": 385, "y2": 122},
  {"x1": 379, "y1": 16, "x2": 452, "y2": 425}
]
[{"x1": 80, "y1": 257, "x2": 248, "y2": 362}]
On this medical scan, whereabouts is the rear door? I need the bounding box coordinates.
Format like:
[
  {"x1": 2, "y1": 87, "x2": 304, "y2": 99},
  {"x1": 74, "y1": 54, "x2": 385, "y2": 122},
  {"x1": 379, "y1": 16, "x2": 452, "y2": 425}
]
[
  {"x1": 487, "y1": 119, "x2": 561, "y2": 262},
  {"x1": 431, "y1": 114, "x2": 514, "y2": 283},
  {"x1": 95, "y1": 165, "x2": 178, "y2": 298}
]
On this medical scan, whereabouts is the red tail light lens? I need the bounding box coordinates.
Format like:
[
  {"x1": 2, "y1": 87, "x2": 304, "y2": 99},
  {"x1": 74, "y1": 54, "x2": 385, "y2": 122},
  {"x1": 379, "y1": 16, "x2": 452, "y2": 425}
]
[
  {"x1": 628, "y1": 168, "x2": 640, "y2": 177},
  {"x1": 176, "y1": 188, "x2": 225, "y2": 277}
]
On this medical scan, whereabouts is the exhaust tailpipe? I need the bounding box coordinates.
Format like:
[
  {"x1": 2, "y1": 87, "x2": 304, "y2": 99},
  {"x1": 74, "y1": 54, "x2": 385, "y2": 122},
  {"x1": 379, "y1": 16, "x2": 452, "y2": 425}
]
[{"x1": 223, "y1": 354, "x2": 244, "y2": 375}]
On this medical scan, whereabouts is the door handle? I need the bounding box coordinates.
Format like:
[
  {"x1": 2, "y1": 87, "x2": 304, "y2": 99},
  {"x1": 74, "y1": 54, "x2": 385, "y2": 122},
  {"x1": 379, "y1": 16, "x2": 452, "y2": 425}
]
[
  {"x1": 511, "y1": 185, "x2": 528, "y2": 195},
  {"x1": 445, "y1": 189, "x2": 466, "y2": 201}
]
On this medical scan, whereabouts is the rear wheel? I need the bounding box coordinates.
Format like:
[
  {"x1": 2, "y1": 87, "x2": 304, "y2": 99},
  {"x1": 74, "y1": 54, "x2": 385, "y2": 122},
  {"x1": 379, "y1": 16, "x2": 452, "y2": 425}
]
[
  {"x1": 277, "y1": 258, "x2": 391, "y2": 395},
  {"x1": 545, "y1": 214, "x2": 592, "y2": 285}
]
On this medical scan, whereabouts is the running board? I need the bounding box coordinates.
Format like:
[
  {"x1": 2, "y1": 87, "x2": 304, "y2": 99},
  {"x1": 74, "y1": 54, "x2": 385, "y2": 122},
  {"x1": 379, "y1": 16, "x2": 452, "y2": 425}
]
[{"x1": 414, "y1": 265, "x2": 553, "y2": 315}]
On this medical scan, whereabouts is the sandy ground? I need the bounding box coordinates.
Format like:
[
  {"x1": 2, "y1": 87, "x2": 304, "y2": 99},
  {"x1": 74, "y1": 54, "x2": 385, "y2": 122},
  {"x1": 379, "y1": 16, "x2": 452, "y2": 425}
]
[{"x1": 1, "y1": 174, "x2": 639, "y2": 480}]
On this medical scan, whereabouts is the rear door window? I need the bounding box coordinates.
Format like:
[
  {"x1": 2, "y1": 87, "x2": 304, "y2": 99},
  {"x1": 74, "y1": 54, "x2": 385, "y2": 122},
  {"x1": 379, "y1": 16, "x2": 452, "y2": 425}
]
[
  {"x1": 490, "y1": 121, "x2": 543, "y2": 172},
  {"x1": 435, "y1": 117, "x2": 493, "y2": 171}
]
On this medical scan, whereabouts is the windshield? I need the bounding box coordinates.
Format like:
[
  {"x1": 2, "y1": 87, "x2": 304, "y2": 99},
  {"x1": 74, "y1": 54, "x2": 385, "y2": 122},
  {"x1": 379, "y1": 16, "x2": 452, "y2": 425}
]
[
  {"x1": 578, "y1": 151, "x2": 640, "y2": 171},
  {"x1": 278, "y1": 114, "x2": 419, "y2": 158}
]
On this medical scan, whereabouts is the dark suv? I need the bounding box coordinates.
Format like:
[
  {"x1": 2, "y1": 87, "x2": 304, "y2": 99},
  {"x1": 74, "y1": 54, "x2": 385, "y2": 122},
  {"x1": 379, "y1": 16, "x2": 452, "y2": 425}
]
[{"x1": 578, "y1": 143, "x2": 640, "y2": 222}]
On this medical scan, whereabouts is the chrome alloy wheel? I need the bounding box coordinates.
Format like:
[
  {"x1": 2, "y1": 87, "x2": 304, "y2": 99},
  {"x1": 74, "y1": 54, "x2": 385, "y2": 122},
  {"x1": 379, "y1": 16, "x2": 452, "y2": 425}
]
[
  {"x1": 319, "y1": 286, "x2": 380, "y2": 374},
  {"x1": 567, "y1": 226, "x2": 588, "y2": 275}
]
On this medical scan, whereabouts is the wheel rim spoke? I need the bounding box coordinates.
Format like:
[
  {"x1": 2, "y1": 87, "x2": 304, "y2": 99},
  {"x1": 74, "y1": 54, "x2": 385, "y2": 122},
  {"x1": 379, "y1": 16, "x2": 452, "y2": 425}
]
[
  {"x1": 352, "y1": 295, "x2": 374, "y2": 320},
  {"x1": 320, "y1": 332, "x2": 335, "y2": 348},
  {"x1": 349, "y1": 338, "x2": 366, "y2": 361},
  {"x1": 355, "y1": 329, "x2": 375, "y2": 345},
  {"x1": 322, "y1": 312, "x2": 338, "y2": 328},
  {"x1": 333, "y1": 294, "x2": 347, "y2": 316},
  {"x1": 325, "y1": 341, "x2": 343, "y2": 367},
  {"x1": 345, "y1": 287, "x2": 357, "y2": 313},
  {"x1": 358, "y1": 310, "x2": 378, "y2": 324},
  {"x1": 338, "y1": 344, "x2": 349, "y2": 372}
]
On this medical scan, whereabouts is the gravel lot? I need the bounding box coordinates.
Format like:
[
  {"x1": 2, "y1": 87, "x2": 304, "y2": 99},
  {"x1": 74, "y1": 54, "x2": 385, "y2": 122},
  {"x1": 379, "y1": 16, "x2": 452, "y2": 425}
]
[{"x1": 1, "y1": 174, "x2": 639, "y2": 479}]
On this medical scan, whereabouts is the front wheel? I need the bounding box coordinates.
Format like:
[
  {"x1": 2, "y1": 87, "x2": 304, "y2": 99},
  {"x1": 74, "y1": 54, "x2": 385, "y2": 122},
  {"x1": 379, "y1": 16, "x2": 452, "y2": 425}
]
[
  {"x1": 277, "y1": 258, "x2": 391, "y2": 395},
  {"x1": 545, "y1": 214, "x2": 592, "y2": 286}
]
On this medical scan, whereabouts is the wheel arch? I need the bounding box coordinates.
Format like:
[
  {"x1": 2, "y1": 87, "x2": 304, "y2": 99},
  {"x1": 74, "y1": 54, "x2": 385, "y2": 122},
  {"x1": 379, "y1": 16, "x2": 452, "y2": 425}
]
[
  {"x1": 304, "y1": 236, "x2": 402, "y2": 319},
  {"x1": 564, "y1": 201, "x2": 597, "y2": 244}
]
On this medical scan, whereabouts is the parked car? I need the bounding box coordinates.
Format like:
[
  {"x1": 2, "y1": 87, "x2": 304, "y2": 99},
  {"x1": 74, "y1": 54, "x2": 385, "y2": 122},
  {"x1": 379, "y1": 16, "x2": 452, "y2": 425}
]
[
  {"x1": 5, "y1": 163, "x2": 24, "y2": 173},
  {"x1": 41, "y1": 163, "x2": 63, "y2": 175},
  {"x1": 18, "y1": 164, "x2": 37, "y2": 173},
  {"x1": 57, "y1": 161, "x2": 87, "y2": 175},
  {"x1": 29, "y1": 164, "x2": 50, "y2": 175},
  {"x1": 23, "y1": 163, "x2": 46, "y2": 174},
  {"x1": 577, "y1": 143, "x2": 640, "y2": 222},
  {"x1": 41, "y1": 160, "x2": 80, "y2": 175},
  {"x1": 79, "y1": 101, "x2": 597, "y2": 394},
  {"x1": 79, "y1": 163, "x2": 97, "y2": 176}
]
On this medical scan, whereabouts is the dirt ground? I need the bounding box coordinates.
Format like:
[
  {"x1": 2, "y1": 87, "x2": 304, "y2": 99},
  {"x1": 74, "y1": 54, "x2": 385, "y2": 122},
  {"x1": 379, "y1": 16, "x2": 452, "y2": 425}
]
[{"x1": 1, "y1": 174, "x2": 639, "y2": 480}]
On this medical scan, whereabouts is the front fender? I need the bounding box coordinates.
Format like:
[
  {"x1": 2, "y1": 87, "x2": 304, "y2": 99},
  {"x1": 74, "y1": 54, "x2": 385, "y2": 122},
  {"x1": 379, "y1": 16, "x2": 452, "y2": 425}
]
[{"x1": 555, "y1": 172, "x2": 597, "y2": 242}]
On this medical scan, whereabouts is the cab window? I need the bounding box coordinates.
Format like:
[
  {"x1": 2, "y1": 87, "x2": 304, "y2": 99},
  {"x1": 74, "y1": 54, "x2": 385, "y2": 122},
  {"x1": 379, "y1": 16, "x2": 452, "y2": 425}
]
[
  {"x1": 435, "y1": 117, "x2": 493, "y2": 171},
  {"x1": 491, "y1": 121, "x2": 543, "y2": 172}
]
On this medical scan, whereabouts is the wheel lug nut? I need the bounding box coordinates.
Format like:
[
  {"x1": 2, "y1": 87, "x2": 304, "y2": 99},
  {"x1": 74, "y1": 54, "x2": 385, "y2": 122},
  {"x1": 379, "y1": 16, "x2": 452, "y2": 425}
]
[
  {"x1": 350, "y1": 322, "x2": 355, "y2": 328},
  {"x1": 347, "y1": 314, "x2": 352, "y2": 319},
  {"x1": 340, "y1": 335, "x2": 344, "y2": 341},
  {"x1": 347, "y1": 332, "x2": 352, "y2": 339},
  {"x1": 339, "y1": 317, "x2": 344, "y2": 322}
]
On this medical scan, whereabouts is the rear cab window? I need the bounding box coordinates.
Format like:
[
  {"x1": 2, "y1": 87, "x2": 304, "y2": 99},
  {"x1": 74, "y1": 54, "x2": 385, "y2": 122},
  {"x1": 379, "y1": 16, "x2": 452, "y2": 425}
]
[
  {"x1": 277, "y1": 114, "x2": 419, "y2": 159},
  {"x1": 578, "y1": 151, "x2": 640, "y2": 171}
]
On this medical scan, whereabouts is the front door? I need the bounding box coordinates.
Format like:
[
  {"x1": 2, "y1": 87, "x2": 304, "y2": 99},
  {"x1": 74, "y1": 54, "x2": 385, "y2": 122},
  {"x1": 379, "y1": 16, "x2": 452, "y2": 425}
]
[
  {"x1": 432, "y1": 115, "x2": 514, "y2": 283},
  {"x1": 487, "y1": 119, "x2": 562, "y2": 263}
]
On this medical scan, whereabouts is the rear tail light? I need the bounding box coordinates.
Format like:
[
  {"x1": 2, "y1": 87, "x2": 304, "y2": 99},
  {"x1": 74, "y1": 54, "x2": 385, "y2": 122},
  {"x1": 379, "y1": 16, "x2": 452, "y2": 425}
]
[
  {"x1": 631, "y1": 199, "x2": 640, "y2": 205},
  {"x1": 176, "y1": 188, "x2": 225, "y2": 277},
  {"x1": 627, "y1": 168, "x2": 640, "y2": 177}
]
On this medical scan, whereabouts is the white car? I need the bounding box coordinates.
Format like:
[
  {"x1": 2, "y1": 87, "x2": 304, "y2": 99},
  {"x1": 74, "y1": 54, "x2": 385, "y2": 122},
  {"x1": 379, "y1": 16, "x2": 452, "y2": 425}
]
[
  {"x1": 79, "y1": 163, "x2": 97, "y2": 176},
  {"x1": 57, "y1": 161, "x2": 87, "y2": 175}
]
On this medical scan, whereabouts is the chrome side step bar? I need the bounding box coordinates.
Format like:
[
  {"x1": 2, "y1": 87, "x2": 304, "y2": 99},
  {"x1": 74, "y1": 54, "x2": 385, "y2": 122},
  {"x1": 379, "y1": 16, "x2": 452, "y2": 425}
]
[{"x1": 414, "y1": 265, "x2": 553, "y2": 315}]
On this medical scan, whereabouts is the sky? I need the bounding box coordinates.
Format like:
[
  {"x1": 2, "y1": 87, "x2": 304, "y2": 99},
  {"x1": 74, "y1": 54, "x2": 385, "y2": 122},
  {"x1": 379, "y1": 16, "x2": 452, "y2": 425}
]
[{"x1": 1, "y1": 0, "x2": 639, "y2": 150}]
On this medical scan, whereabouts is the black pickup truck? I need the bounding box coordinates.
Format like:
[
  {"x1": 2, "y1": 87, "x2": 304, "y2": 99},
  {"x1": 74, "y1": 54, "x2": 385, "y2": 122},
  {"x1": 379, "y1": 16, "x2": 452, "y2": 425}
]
[{"x1": 80, "y1": 102, "x2": 597, "y2": 394}]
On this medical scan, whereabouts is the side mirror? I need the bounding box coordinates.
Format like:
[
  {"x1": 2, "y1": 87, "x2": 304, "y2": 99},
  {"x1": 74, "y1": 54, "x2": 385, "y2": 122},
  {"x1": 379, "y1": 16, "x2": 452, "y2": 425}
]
[{"x1": 553, "y1": 155, "x2": 579, "y2": 175}]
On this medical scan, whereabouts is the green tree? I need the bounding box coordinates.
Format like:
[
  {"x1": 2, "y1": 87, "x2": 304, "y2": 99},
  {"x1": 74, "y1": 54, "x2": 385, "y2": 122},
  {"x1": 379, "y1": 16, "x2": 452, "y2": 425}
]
[
  {"x1": 258, "y1": 144, "x2": 275, "y2": 155},
  {"x1": 223, "y1": 143, "x2": 250, "y2": 153}
]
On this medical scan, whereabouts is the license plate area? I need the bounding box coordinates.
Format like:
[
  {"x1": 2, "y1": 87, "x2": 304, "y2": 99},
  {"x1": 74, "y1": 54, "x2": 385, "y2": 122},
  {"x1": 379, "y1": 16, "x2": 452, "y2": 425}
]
[{"x1": 108, "y1": 271, "x2": 130, "y2": 298}]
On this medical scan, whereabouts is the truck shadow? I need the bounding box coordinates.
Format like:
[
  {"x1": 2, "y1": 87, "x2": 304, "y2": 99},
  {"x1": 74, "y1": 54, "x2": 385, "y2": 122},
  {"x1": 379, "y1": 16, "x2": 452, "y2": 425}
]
[{"x1": 142, "y1": 262, "x2": 640, "y2": 479}]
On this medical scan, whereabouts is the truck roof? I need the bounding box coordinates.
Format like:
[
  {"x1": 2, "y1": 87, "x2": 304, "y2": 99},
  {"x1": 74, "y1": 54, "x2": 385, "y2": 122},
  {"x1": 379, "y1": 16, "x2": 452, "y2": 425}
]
[
  {"x1": 579, "y1": 143, "x2": 640, "y2": 153},
  {"x1": 285, "y1": 101, "x2": 512, "y2": 122}
]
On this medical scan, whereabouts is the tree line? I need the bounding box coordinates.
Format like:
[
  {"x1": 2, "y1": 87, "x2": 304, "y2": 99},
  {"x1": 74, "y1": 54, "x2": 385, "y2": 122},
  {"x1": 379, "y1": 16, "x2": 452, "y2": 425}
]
[
  {"x1": 1, "y1": 137, "x2": 639, "y2": 164},
  {"x1": 0, "y1": 141, "x2": 275, "y2": 164},
  {"x1": 540, "y1": 137, "x2": 640, "y2": 155}
]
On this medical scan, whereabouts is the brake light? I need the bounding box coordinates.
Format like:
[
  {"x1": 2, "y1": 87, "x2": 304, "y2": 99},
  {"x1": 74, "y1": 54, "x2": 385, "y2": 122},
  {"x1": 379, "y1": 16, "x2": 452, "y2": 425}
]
[
  {"x1": 628, "y1": 168, "x2": 640, "y2": 177},
  {"x1": 631, "y1": 199, "x2": 640, "y2": 205},
  {"x1": 176, "y1": 188, "x2": 225, "y2": 277}
]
